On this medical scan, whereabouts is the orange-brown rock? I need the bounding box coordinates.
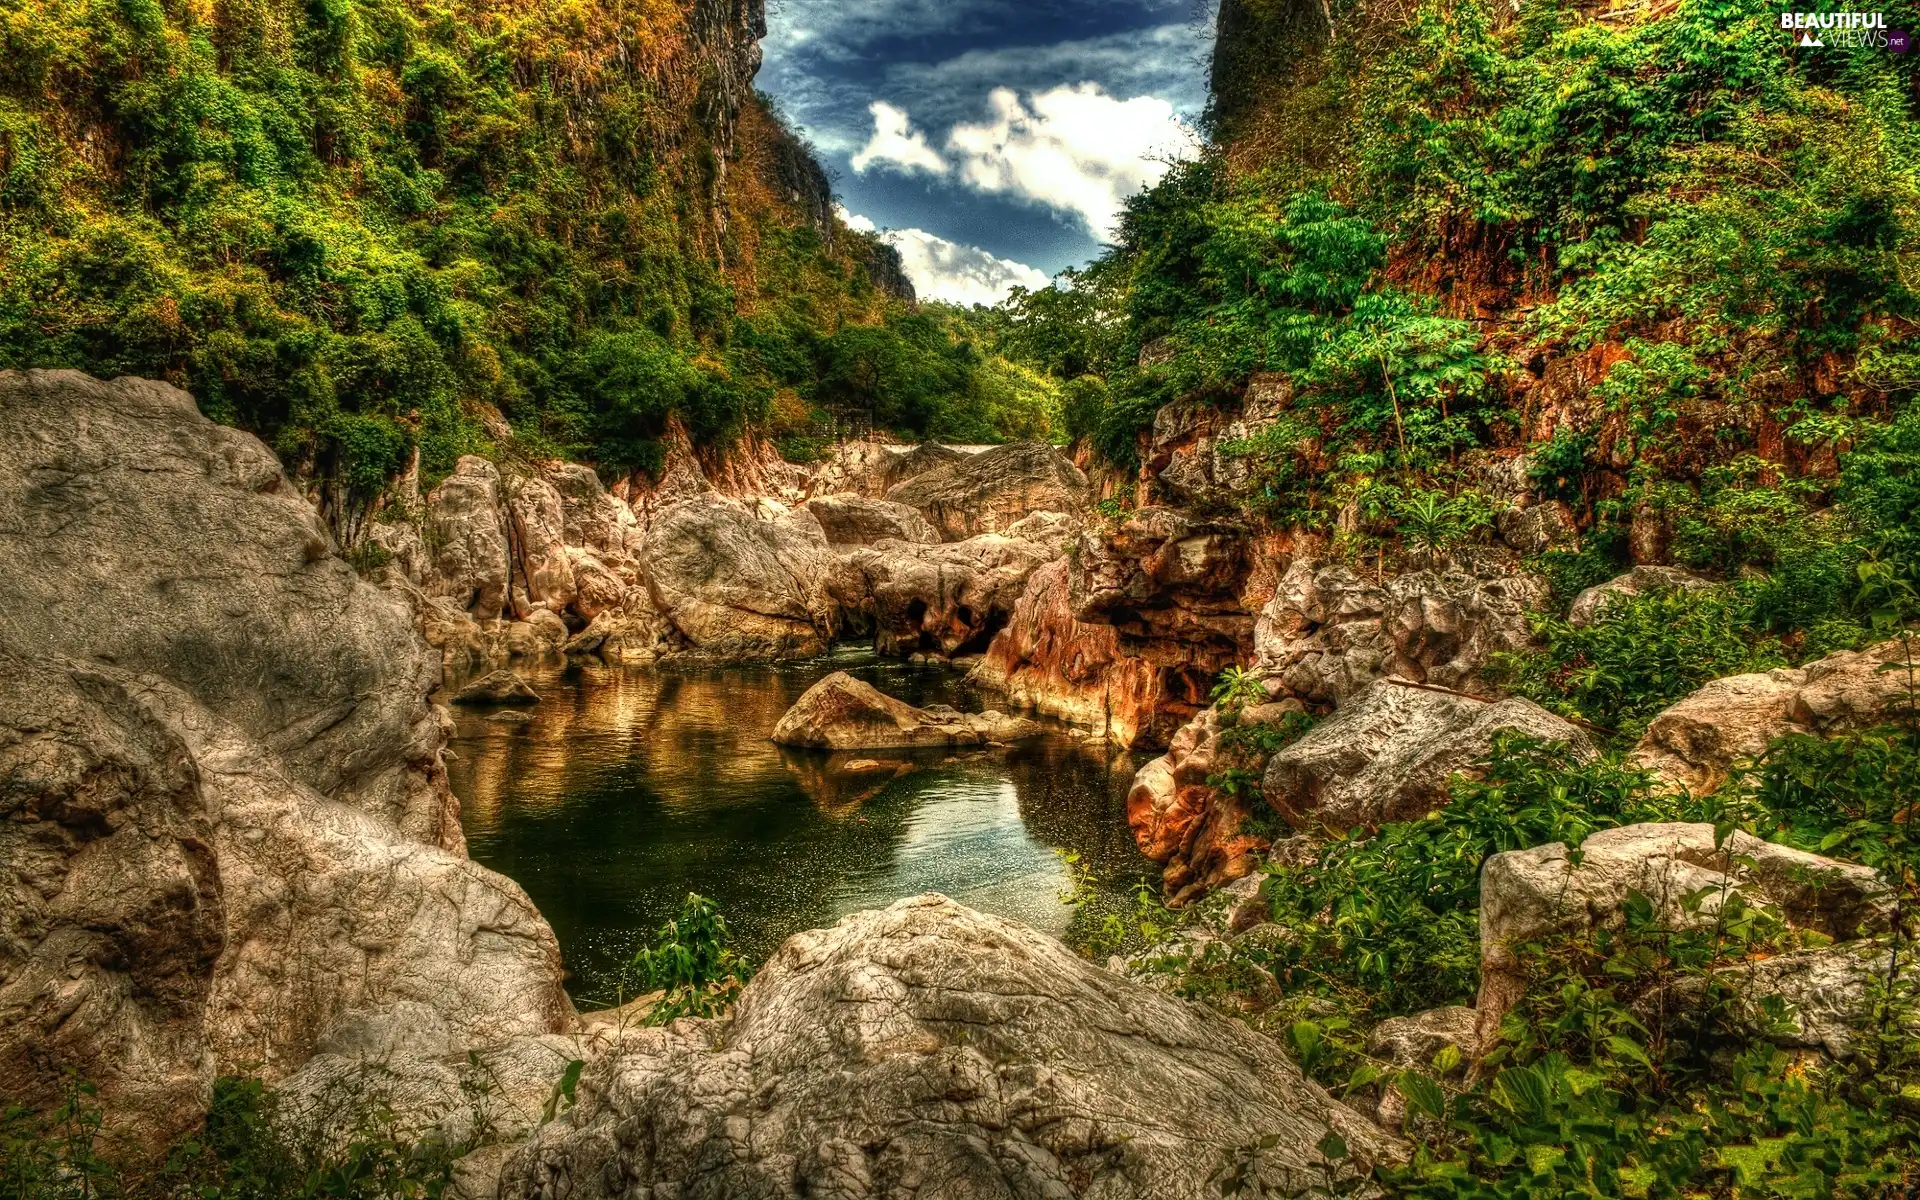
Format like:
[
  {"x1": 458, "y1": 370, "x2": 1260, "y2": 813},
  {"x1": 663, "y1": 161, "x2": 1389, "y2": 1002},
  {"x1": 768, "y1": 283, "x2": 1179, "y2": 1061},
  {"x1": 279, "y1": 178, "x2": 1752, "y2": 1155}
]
[{"x1": 1124, "y1": 709, "x2": 1269, "y2": 904}]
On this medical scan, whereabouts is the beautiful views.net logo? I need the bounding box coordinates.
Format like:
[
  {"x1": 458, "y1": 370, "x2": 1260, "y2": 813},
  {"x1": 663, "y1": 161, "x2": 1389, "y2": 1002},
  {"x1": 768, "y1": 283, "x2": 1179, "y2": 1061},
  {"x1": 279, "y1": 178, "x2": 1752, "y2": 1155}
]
[{"x1": 1780, "y1": 10, "x2": 1910, "y2": 50}]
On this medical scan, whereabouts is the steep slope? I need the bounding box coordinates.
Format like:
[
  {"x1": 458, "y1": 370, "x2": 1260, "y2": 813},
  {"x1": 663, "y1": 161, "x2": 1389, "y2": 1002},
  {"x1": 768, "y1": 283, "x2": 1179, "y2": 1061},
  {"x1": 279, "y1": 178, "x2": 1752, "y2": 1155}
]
[{"x1": 0, "y1": 0, "x2": 909, "y2": 502}]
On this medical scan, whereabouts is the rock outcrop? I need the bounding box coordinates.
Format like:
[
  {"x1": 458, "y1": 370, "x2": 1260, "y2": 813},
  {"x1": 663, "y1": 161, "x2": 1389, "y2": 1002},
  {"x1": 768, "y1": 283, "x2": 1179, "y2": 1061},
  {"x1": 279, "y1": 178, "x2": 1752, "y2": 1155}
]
[
  {"x1": 1144, "y1": 376, "x2": 1293, "y2": 512},
  {"x1": 1476, "y1": 822, "x2": 1891, "y2": 1044},
  {"x1": 886, "y1": 440, "x2": 1090, "y2": 540},
  {"x1": 0, "y1": 370, "x2": 571, "y2": 1152},
  {"x1": 499, "y1": 895, "x2": 1402, "y2": 1200},
  {"x1": 770, "y1": 672, "x2": 1038, "y2": 749},
  {"x1": 806, "y1": 493, "x2": 940, "y2": 545},
  {"x1": 833, "y1": 534, "x2": 1054, "y2": 657},
  {"x1": 1261, "y1": 679, "x2": 1596, "y2": 830},
  {"x1": 970, "y1": 559, "x2": 1160, "y2": 744},
  {"x1": 1254, "y1": 554, "x2": 1547, "y2": 705},
  {"x1": 1629, "y1": 639, "x2": 1916, "y2": 794},
  {"x1": 807, "y1": 439, "x2": 966, "y2": 499},
  {"x1": 423, "y1": 457, "x2": 514, "y2": 623},
  {"x1": 641, "y1": 497, "x2": 839, "y2": 659}
]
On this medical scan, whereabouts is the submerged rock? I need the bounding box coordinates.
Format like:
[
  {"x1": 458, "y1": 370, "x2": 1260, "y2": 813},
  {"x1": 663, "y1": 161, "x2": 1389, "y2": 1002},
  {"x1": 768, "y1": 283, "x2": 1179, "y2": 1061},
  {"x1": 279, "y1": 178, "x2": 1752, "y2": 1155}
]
[
  {"x1": 453, "y1": 671, "x2": 540, "y2": 706},
  {"x1": 770, "y1": 672, "x2": 1039, "y2": 750},
  {"x1": 499, "y1": 895, "x2": 1402, "y2": 1200}
]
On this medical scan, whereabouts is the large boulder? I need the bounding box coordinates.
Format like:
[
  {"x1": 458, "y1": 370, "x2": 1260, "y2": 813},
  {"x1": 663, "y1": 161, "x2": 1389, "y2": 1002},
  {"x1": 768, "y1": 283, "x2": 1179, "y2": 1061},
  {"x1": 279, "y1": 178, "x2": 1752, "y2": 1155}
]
[
  {"x1": 0, "y1": 371, "x2": 571, "y2": 1152},
  {"x1": 1628, "y1": 639, "x2": 1915, "y2": 794},
  {"x1": 1125, "y1": 707, "x2": 1261, "y2": 904},
  {"x1": 1476, "y1": 822, "x2": 1891, "y2": 1045},
  {"x1": 425, "y1": 456, "x2": 513, "y2": 623},
  {"x1": 1254, "y1": 554, "x2": 1547, "y2": 705},
  {"x1": 546, "y1": 462, "x2": 641, "y2": 560},
  {"x1": 886, "y1": 440, "x2": 1090, "y2": 540},
  {"x1": 770, "y1": 672, "x2": 1038, "y2": 750},
  {"x1": 640, "y1": 497, "x2": 839, "y2": 659},
  {"x1": 1261, "y1": 678, "x2": 1596, "y2": 830},
  {"x1": 806, "y1": 493, "x2": 940, "y2": 545},
  {"x1": 834, "y1": 534, "x2": 1054, "y2": 657},
  {"x1": 500, "y1": 895, "x2": 1401, "y2": 1200}
]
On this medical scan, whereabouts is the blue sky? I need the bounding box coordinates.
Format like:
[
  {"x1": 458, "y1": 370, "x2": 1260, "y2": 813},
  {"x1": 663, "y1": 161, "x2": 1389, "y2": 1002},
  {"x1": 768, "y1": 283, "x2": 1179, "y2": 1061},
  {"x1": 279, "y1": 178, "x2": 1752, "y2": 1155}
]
[{"x1": 758, "y1": 0, "x2": 1218, "y2": 304}]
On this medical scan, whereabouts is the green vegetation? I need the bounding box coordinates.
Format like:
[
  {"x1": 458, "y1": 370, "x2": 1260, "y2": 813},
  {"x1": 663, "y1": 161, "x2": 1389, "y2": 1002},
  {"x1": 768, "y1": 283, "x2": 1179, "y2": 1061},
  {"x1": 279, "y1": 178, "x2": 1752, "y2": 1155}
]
[
  {"x1": 0, "y1": 0, "x2": 1055, "y2": 508},
  {"x1": 615, "y1": 891, "x2": 752, "y2": 1022}
]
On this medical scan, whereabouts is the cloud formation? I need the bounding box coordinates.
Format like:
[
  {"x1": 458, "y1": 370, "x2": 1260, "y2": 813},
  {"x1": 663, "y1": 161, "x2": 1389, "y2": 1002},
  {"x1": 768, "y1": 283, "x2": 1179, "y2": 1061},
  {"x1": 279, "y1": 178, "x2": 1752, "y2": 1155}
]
[
  {"x1": 947, "y1": 84, "x2": 1196, "y2": 240},
  {"x1": 839, "y1": 207, "x2": 1049, "y2": 305},
  {"x1": 849, "y1": 102, "x2": 949, "y2": 176}
]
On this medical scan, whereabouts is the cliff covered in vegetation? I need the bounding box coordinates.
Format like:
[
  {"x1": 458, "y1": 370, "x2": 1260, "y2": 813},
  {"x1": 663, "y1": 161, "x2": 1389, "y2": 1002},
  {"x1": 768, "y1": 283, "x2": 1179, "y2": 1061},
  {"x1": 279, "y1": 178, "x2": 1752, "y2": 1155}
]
[{"x1": 0, "y1": 0, "x2": 1061, "y2": 509}]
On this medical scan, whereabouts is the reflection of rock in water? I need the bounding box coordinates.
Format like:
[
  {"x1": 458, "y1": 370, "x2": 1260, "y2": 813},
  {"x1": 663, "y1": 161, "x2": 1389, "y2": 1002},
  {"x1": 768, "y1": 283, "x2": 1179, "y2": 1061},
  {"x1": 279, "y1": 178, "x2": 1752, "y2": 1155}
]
[
  {"x1": 776, "y1": 746, "x2": 928, "y2": 815},
  {"x1": 443, "y1": 652, "x2": 1156, "y2": 997}
]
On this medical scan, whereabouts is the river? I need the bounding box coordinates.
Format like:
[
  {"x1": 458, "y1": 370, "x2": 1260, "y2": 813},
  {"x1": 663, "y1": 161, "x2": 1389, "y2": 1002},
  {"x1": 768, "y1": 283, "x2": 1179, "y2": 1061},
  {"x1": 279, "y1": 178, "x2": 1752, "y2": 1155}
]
[{"x1": 444, "y1": 647, "x2": 1151, "y2": 1004}]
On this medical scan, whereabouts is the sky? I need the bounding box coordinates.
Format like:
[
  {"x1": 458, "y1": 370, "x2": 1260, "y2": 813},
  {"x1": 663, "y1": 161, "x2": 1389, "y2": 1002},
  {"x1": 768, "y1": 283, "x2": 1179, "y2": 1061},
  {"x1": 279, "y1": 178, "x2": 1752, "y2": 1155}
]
[{"x1": 758, "y1": 0, "x2": 1218, "y2": 306}]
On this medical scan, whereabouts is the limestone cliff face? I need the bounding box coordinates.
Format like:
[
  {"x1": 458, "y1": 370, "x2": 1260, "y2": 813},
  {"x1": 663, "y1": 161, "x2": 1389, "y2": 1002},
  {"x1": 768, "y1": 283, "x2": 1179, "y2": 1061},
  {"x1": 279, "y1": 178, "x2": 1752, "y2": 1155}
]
[{"x1": 0, "y1": 371, "x2": 572, "y2": 1153}]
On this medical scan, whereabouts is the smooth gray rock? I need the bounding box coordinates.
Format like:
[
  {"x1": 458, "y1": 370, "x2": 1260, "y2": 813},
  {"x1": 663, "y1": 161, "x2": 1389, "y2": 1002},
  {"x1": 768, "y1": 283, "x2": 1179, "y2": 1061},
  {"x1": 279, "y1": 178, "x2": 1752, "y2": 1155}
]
[
  {"x1": 499, "y1": 895, "x2": 1403, "y2": 1200},
  {"x1": 1261, "y1": 678, "x2": 1596, "y2": 830},
  {"x1": 640, "y1": 496, "x2": 838, "y2": 659},
  {"x1": 426, "y1": 456, "x2": 513, "y2": 622},
  {"x1": 886, "y1": 440, "x2": 1090, "y2": 540}
]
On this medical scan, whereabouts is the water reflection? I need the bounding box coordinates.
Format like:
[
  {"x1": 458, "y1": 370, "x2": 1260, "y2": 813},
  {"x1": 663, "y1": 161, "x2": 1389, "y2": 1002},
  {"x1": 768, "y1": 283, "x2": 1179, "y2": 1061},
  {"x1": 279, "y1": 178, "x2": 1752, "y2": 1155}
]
[{"x1": 445, "y1": 648, "x2": 1147, "y2": 1003}]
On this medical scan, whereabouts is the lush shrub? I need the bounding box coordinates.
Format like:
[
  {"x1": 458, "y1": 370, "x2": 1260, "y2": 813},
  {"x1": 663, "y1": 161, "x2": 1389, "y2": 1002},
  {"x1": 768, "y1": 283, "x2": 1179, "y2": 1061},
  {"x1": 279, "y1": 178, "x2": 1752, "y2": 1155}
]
[{"x1": 1495, "y1": 587, "x2": 1787, "y2": 741}]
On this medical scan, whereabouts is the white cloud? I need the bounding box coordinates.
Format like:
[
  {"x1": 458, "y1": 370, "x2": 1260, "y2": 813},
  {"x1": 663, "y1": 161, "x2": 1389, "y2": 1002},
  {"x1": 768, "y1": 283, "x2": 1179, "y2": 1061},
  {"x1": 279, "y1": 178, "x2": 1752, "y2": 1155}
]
[
  {"x1": 890, "y1": 228, "x2": 1052, "y2": 306},
  {"x1": 834, "y1": 204, "x2": 877, "y2": 233},
  {"x1": 850, "y1": 102, "x2": 950, "y2": 176},
  {"x1": 946, "y1": 84, "x2": 1197, "y2": 241}
]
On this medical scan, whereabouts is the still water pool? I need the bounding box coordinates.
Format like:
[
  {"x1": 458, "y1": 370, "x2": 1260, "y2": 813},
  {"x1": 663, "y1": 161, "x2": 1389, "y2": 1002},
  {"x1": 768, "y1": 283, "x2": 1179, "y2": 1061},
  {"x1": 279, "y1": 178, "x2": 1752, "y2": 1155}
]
[{"x1": 444, "y1": 648, "x2": 1149, "y2": 1003}]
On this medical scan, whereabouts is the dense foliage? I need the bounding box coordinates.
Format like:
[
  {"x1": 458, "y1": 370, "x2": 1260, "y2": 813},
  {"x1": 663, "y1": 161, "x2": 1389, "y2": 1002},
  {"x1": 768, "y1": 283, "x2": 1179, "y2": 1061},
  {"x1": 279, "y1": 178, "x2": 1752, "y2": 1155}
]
[{"x1": 0, "y1": 0, "x2": 1053, "y2": 505}]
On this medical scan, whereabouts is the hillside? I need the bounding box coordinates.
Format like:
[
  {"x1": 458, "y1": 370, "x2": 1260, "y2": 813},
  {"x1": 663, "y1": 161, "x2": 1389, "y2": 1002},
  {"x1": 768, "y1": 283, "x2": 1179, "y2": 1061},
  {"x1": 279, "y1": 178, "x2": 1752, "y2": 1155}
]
[{"x1": 0, "y1": 0, "x2": 1003, "y2": 504}]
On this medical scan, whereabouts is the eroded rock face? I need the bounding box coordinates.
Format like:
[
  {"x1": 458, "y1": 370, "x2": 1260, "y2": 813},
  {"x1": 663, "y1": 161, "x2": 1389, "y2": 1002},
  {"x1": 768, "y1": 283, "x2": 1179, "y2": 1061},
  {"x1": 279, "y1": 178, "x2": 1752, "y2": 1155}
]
[
  {"x1": 833, "y1": 534, "x2": 1054, "y2": 657},
  {"x1": 1146, "y1": 375, "x2": 1293, "y2": 512},
  {"x1": 1261, "y1": 679, "x2": 1596, "y2": 831},
  {"x1": 425, "y1": 457, "x2": 513, "y2": 623},
  {"x1": 1071, "y1": 507, "x2": 1262, "y2": 746},
  {"x1": 1254, "y1": 554, "x2": 1547, "y2": 705},
  {"x1": 1567, "y1": 564, "x2": 1711, "y2": 626},
  {"x1": 499, "y1": 895, "x2": 1401, "y2": 1200},
  {"x1": 806, "y1": 493, "x2": 940, "y2": 545},
  {"x1": 0, "y1": 370, "x2": 571, "y2": 1151},
  {"x1": 507, "y1": 476, "x2": 576, "y2": 614},
  {"x1": 1476, "y1": 822, "x2": 1891, "y2": 1043},
  {"x1": 770, "y1": 672, "x2": 1037, "y2": 749},
  {"x1": 808, "y1": 440, "x2": 966, "y2": 499},
  {"x1": 971, "y1": 559, "x2": 1161, "y2": 744},
  {"x1": 1628, "y1": 639, "x2": 1915, "y2": 794},
  {"x1": 641, "y1": 497, "x2": 838, "y2": 658},
  {"x1": 886, "y1": 440, "x2": 1090, "y2": 540}
]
